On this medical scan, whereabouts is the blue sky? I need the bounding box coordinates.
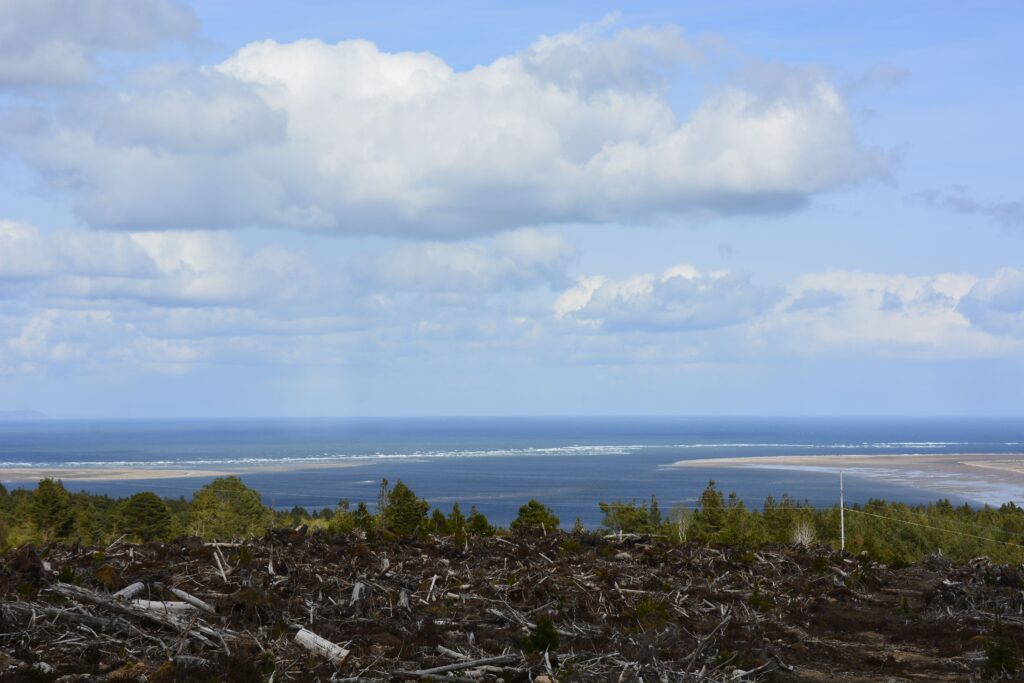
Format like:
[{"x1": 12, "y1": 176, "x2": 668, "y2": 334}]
[{"x1": 0, "y1": 0, "x2": 1021, "y2": 417}]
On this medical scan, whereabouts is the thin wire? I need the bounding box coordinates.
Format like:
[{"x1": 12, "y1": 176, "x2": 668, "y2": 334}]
[
  {"x1": 663, "y1": 501, "x2": 1020, "y2": 537},
  {"x1": 843, "y1": 507, "x2": 1024, "y2": 550}
]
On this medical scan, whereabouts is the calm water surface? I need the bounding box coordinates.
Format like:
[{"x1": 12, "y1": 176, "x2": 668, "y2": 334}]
[{"x1": 1, "y1": 417, "x2": 1020, "y2": 526}]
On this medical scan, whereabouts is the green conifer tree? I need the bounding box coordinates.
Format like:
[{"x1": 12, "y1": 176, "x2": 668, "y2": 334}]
[
  {"x1": 380, "y1": 480, "x2": 429, "y2": 536},
  {"x1": 190, "y1": 476, "x2": 271, "y2": 539},
  {"x1": 122, "y1": 491, "x2": 172, "y2": 541},
  {"x1": 511, "y1": 499, "x2": 560, "y2": 532},
  {"x1": 31, "y1": 478, "x2": 74, "y2": 541}
]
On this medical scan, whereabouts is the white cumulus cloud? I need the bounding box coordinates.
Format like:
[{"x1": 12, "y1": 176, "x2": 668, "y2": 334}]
[
  {"x1": 9, "y1": 22, "x2": 888, "y2": 236},
  {"x1": 555, "y1": 264, "x2": 780, "y2": 331},
  {"x1": 0, "y1": 0, "x2": 197, "y2": 86},
  {"x1": 958, "y1": 268, "x2": 1024, "y2": 337},
  {"x1": 357, "y1": 229, "x2": 576, "y2": 292}
]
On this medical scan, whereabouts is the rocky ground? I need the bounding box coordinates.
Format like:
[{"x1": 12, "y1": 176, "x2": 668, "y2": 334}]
[{"x1": 1, "y1": 529, "x2": 1022, "y2": 682}]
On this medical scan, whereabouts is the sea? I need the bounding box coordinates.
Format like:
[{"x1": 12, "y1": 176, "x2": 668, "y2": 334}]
[{"x1": 1, "y1": 416, "x2": 1022, "y2": 527}]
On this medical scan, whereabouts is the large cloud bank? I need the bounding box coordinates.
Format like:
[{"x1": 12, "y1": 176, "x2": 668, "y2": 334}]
[
  {"x1": 7, "y1": 20, "x2": 887, "y2": 237},
  {"x1": 0, "y1": 0, "x2": 197, "y2": 86},
  {"x1": 2, "y1": 219, "x2": 1022, "y2": 376}
]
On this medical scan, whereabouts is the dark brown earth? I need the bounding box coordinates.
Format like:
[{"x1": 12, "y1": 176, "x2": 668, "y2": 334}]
[{"x1": 0, "y1": 530, "x2": 1022, "y2": 682}]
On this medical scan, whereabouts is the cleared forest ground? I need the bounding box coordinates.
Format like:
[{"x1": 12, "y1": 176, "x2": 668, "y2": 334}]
[{"x1": 0, "y1": 529, "x2": 1021, "y2": 682}]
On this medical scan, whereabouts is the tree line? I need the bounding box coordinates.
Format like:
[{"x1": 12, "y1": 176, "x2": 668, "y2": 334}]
[{"x1": 1, "y1": 476, "x2": 1023, "y2": 565}]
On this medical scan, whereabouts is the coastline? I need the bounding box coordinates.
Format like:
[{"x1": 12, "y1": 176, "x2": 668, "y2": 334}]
[
  {"x1": 668, "y1": 453, "x2": 1024, "y2": 506},
  {"x1": 0, "y1": 467, "x2": 230, "y2": 482},
  {"x1": 0, "y1": 460, "x2": 366, "y2": 483}
]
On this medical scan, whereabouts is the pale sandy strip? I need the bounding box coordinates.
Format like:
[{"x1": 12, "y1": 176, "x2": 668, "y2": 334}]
[
  {"x1": 0, "y1": 460, "x2": 365, "y2": 482},
  {"x1": 0, "y1": 468, "x2": 230, "y2": 482},
  {"x1": 668, "y1": 453, "x2": 1024, "y2": 504},
  {"x1": 670, "y1": 453, "x2": 1024, "y2": 472}
]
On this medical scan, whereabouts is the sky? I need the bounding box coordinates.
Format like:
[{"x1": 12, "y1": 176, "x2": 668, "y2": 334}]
[{"x1": 0, "y1": 0, "x2": 1021, "y2": 418}]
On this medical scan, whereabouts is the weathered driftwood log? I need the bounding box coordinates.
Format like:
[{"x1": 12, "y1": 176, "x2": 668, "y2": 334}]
[
  {"x1": 293, "y1": 627, "x2": 350, "y2": 664},
  {"x1": 132, "y1": 599, "x2": 197, "y2": 612},
  {"x1": 113, "y1": 581, "x2": 146, "y2": 600},
  {"x1": 49, "y1": 582, "x2": 232, "y2": 648},
  {"x1": 173, "y1": 655, "x2": 210, "y2": 668},
  {"x1": 2, "y1": 601, "x2": 164, "y2": 646},
  {"x1": 406, "y1": 653, "x2": 520, "y2": 676},
  {"x1": 156, "y1": 582, "x2": 216, "y2": 614},
  {"x1": 435, "y1": 644, "x2": 469, "y2": 660},
  {"x1": 349, "y1": 580, "x2": 364, "y2": 606}
]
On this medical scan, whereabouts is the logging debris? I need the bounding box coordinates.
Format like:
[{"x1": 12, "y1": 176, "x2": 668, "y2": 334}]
[{"x1": 0, "y1": 531, "x2": 1021, "y2": 681}]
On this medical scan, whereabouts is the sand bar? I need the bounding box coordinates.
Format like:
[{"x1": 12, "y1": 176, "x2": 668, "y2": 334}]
[
  {"x1": 0, "y1": 467, "x2": 230, "y2": 482},
  {"x1": 668, "y1": 453, "x2": 1024, "y2": 505},
  {"x1": 0, "y1": 460, "x2": 366, "y2": 482}
]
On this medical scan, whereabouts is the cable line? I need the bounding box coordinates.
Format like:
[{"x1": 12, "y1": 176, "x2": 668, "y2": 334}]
[{"x1": 843, "y1": 507, "x2": 1024, "y2": 550}]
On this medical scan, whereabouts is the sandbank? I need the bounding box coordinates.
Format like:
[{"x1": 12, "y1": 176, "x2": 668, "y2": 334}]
[
  {"x1": 0, "y1": 460, "x2": 365, "y2": 483},
  {"x1": 668, "y1": 453, "x2": 1024, "y2": 506},
  {"x1": 0, "y1": 467, "x2": 229, "y2": 482}
]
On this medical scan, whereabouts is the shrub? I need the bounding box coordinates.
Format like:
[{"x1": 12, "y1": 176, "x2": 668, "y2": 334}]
[
  {"x1": 31, "y1": 478, "x2": 74, "y2": 541},
  {"x1": 511, "y1": 499, "x2": 560, "y2": 532},
  {"x1": 522, "y1": 616, "x2": 559, "y2": 653},
  {"x1": 190, "y1": 477, "x2": 272, "y2": 540},
  {"x1": 467, "y1": 506, "x2": 495, "y2": 536},
  {"x1": 599, "y1": 495, "x2": 662, "y2": 534},
  {"x1": 121, "y1": 492, "x2": 172, "y2": 542},
  {"x1": 380, "y1": 480, "x2": 429, "y2": 536}
]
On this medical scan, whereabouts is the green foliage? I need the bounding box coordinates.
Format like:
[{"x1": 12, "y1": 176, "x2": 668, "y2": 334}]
[
  {"x1": 330, "y1": 499, "x2": 377, "y2": 538},
  {"x1": 560, "y1": 538, "x2": 582, "y2": 555},
  {"x1": 380, "y1": 480, "x2": 429, "y2": 536},
  {"x1": 4, "y1": 471, "x2": 1024, "y2": 572},
  {"x1": 121, "y1": 492, "x2": 172, "y2": 542},
  {"x1": 599, "y1": 495, "x2": 662, "y2": 534},
  {"x1": 511, "y1": 499, "x2": 560, "y2": 532},
  {"x1": 635, "y1": 598, "x2": 670, "y2": 629},
  {"x1": 986, "y1": 615, "x2": 1020, "y2": 676},
  {"x1": 430, "y1": 509, "x2": 449, "y2": 534},
  {"x1": 690, "y1": 481, "x2": 726, "y2": 542},
  {"x1": 522, "y1": 615, "x2": 559, "y2": 653},
  {"x1": 189, "y1": 477, "x2": 271, "y2": 540},
  {"x1": 448, "y1": 503, "x2": 467, "y2": 545},
  {"x1": 31, "y1": 478, "x2": 74, "y2": 541},
  {"x1": 467, "y1": 506, "x2": 495, "y2": 536},
  {"x1": 353, "y1": 502, "x2": 376, "y2": 538},
  {"x1": 749, "y1": 580, "x2": 773, "y2": 612}
]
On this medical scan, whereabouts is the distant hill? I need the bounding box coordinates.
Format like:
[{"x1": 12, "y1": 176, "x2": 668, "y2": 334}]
[{"x1": 0, "y1": 410, "x2": 46, "y2": 420}]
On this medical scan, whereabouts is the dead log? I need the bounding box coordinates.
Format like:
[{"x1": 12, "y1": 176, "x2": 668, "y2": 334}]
[
  {"x1": 113, "y1": 581, "x2": 146, "y2": 600},
  {"x1": 131, "y1": 599, "x2": 197, "y2": 613},
  {"x1": 406, "y1": 653, "x2": 520, "y2": 676},
  {"x1": 294, "y1": 627, "x2": 350, "y2": 664},
  {"x1": 156, "y1": 582, "x2": 216, "y2": 614}
]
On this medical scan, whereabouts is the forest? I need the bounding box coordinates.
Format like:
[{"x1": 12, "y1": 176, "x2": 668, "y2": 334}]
[{"x1": 2, "y1": 476, "x2": 1023, "y2": 565}]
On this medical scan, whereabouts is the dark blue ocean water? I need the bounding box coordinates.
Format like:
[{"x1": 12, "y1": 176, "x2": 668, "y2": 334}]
[{"x1": 1, "y1": 417, "x2": 1022, "y2": 526}]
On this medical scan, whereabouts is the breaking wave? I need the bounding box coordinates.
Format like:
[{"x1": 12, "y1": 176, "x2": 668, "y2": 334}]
[{"x1": 0, "y1": 440, "x2": 1018, "y2": 470}]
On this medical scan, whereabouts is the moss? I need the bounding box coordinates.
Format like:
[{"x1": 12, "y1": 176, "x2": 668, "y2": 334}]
[
  {"x1": 749, "y1": 580, "x2": 773, "y2": 612},
  {"x1": 635, "y1": 598, "x2": 670, "y2": 629},
  {"x1": 559, "y1": 538, "x2": 582, "y2": 555}
]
